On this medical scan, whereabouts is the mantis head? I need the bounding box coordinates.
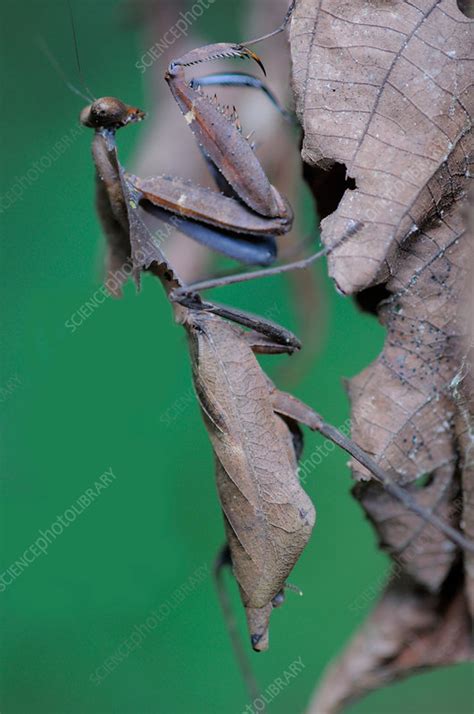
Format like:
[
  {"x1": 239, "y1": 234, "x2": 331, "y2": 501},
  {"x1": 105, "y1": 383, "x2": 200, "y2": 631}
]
[{"x1": 80, "y1": 97, "x2": 146, "y2": 130}]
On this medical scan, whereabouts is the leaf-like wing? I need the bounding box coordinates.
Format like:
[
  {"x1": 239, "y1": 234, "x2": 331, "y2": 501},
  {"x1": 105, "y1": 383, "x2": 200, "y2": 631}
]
[{"x1": 184, "y1": 310, "x2": 315, "y2": 649}]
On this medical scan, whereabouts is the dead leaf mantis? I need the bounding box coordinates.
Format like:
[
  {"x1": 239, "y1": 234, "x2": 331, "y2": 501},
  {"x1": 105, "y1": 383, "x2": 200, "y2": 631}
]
[{"x1": 71, "y1": 0, "x2": 474, "y2": 662}]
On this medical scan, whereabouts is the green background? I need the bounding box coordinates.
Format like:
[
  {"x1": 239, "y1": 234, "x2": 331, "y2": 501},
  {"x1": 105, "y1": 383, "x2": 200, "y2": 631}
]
[{"x1": 0, "y1": 1, "x2": 471, "y2": 712}]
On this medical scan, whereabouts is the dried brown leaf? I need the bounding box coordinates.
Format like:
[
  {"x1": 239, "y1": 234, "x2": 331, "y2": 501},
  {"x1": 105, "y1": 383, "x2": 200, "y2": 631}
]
[
  {"x1": 290, "y1": 0, "x2": 473, "y2": 708},
  {"x1": 291, "y1": 0, "x2": 472, "y2": 294},
  {"x1": 308, "y1": 570, "x2": 473, "y2": 714},
  {"x1": 454, "y1": 193, "x2": 474, "y2": 615},
  {"x1": 348, "y1": 210, "x2": 467, "y2": 590},
  {"x1": 354, "y1": 464, "x2": 460, "y2": 590}
]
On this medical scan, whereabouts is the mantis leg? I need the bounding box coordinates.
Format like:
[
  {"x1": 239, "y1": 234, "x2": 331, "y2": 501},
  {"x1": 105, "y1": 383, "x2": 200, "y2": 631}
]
[
  {"x1": 127, "y1": 59, "x2": 296, "y2": 264},
  {"x1": 270, "y1": 389, "x2": 474, "y2": 554},
  {"x1": 189, "y1": 72, "x2": 294, "y2": 124},
  {"x1": 242, "y1": 331, "x2": 296, "y2": 355},
  {"x1": 120, "y1": 170, "x2": 276, "y2": 284},
  {"x1": 126, "y1": 173, "x2": 290, "y2": 237},
  {"x1": 166, "y1": 44, "x2": 291, "y2": 220},
  {"x1": 132, "y1": 7, "x2": 295, "y2": 264},
  {"x1": 170, "y1": 221, "x2": 365, "y2": 296},
  {"x1": 172, "y1": 291, "x2": 301, "y2": 352},
  {"x1": 188, "y1": 71, "x2": 294, "y2": 198},
  {"x1": 213, "y1": 545, "x2": 260, "y2": 699},
  {"x1": 138, "y1": 199, "x2": 278, "y2": 267}
]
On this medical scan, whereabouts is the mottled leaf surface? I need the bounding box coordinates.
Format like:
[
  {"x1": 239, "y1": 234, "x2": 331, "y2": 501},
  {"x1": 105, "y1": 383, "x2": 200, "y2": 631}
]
[{"x1": 291, "y1": 0, "x2": 472, "y2": 294}]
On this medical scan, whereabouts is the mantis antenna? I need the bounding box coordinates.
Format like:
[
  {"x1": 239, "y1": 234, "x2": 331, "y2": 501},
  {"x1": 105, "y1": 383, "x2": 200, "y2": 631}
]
[
  {"x1": 37, "y1": 2, "x2": 95, "y2": 104},
  {"x1": 67, "y1": 0, "x2": 96, "y2": 102},
  {"x1": 37, "y1": 35, "x2": 93, "y2": 103}
]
